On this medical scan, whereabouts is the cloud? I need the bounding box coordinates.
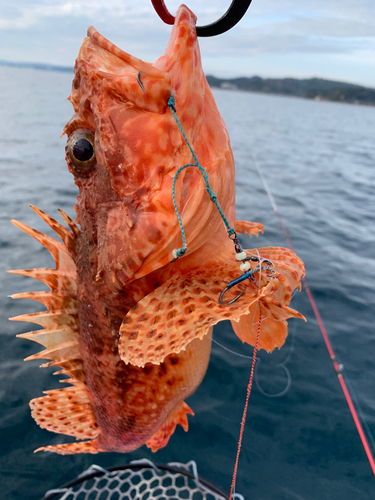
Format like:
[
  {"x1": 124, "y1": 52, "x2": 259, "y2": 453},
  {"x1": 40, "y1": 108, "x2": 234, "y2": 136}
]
[
  {"x1": 0, "y1": 1, "x2": 153, "y2": 29},
  {"x1": 262, "y1": 14, "x2": 375, "y2": 38},
  {"x1": 0, "y1": 0, "x2": 234, "y2": 30},
  {"x1": 2, "y1": 0, "x2": 374, "y2": 51},
  {"x1": 1, "y1": 0, "x2": 374, "y2": 86},
  {"x1": 0, "y1": 2, "x2": 74, "y2": 29},
  {"x1": 199, "y1": 29, "x2": 371, "y2": 59},
  {"x1": 193, "y1": 0, "x2": 375, "y2": 59}
]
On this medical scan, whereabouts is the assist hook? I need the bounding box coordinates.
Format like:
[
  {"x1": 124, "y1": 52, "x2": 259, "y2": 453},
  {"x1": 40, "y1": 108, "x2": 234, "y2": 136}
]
[
  {"x1": 151, "y1": 0, "x2": 253, "y2": 36},
  {"x1": 219, "y1": 265, "x2": 260, "y2": 305},
  {"x1": 219, "y1": 247, "x2": 276, "y2": 306}
]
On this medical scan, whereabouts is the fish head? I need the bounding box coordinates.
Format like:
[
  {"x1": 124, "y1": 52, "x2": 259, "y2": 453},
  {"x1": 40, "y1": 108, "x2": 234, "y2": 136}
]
[{"x1": 65, "y1": 5, "x2": 235, "y2": 292}]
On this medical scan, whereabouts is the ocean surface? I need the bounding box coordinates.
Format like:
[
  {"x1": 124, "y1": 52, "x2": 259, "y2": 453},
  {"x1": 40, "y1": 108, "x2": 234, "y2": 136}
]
[{"x1": 0, "y1": 65, "x2": 374, "y2": 500}]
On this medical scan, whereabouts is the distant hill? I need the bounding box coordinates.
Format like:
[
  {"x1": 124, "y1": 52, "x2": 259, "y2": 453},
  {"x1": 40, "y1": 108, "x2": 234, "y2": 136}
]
[
  {"x1": 1, "y1": 60, "x2": 373, "y2": 106},
  {"x1": 0, "y1": 60, "x2": 72, "y2": 73},
  {"x1": 206, "y1": 75, "x2": 375, "y2": 106}
]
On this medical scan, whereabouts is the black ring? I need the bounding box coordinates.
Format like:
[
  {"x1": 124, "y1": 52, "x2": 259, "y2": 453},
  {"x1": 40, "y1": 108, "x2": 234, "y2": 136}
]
[
  {"x1": 197, "y1": 0, "x2": 253, "y2": 37},
  {"x1": 151, "y1": 0, "x2": 253, "y2": 37}
]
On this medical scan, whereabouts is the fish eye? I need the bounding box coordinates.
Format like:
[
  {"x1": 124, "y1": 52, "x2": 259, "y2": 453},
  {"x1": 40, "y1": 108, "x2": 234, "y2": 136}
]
[
  {"x1": 67, "y1": 131, "x2": 96, "y2": 174},
  {"x1": 73, "y1": 138, "x2": 93, "y2": 162}
]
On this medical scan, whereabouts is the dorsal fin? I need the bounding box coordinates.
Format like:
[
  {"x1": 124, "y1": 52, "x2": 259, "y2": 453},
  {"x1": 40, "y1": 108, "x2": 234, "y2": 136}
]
[
  {"x1": 8, "y1": 268, "x2": 76, "y2": 294},
  {"x1": 30, "y1": 205, "x2": 77, "y2": 255},
  {"x1": 58, "y1": 209, "x2": 80, "y2": 237},
  {"x1": 9, "y1": 209, "x2": 95, "y2": 452},
  {"x1": 9, "y1": 208, "x2": 83, "y2": 383},
  {"x1": 10, "y1": 219, "x2": 75, "y2": 273},
  {"x1": 11, "y1": 291, "x2": 77, "y2": 312},
  {"x1": 11, "y1": 310, "x2": 78, "y2": 329}
]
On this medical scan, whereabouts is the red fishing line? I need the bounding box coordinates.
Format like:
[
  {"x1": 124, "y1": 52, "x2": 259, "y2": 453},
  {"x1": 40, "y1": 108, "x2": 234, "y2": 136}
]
[
  {"x1": 229, "y1": 313, "x2": 262, "y2": 499},
  {"x1": 253, "y1": 155, "x2": 375, "y2": 478}
]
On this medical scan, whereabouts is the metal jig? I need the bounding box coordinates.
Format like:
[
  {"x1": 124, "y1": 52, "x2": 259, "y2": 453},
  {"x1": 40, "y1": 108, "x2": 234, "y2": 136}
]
[{"x1": 151, "y1": 0, "x2": 253, "y2": 37}]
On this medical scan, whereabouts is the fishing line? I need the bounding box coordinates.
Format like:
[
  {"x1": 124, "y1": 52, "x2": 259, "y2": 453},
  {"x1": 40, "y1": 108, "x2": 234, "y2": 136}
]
[
  {"x1": 251, "y1": 248, "x2": 262, "y2": 327},
  {"x1": 212, "y1": 332, "x2": 293, "y2": 398},
  {"x1": 167, "y1": 96, "x2": 277, "y2": 497},
  {"x1": 229, "y1": 313, "x2": 262, "y2": 500},
  {"x1": 278, "y1": 298, "x2": 299, "y2": 367},
  {"x1": 254, "y1": 293, "x2": 299, "y2": 398},
  {"x1": 255, "y1": 361, "x2": 292, "y2": 398},
  {"x1": 250, "y1": 153, "x2": 375, "y2": 477},
  {"x1": 180, "y1": 187, "x2": 210, "y2": 214},
  {"x1": 251, "y1": 153, "x2": 294, "y2": 250},
  {"x1": 344, "y1": 372, "x2": 375, "y2": 453},
  {"x1": 168, "y1": 95, "x2": 236, "y2": 258},
  {"x1": 180, "y1": 186, "x2": 240, "y2": 248},
  {"x1": 168, "y1": 95, "x2": 276, "y2": 309},
  {"x1": 211, "y1": 337, "x2": 255, "y2": 360},
  {"x1": 170, "y1": 111, "x2": 293, "y2": 396}
]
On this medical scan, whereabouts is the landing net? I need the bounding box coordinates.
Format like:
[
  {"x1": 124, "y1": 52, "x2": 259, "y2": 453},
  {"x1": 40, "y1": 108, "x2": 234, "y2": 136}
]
[{"x1": 42, "y1": 460, "x2": 245, "y2": 500}]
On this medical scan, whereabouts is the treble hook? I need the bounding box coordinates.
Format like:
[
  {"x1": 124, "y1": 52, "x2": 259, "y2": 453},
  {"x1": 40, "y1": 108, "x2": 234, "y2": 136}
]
[
  {"x1": 219, "y1": 266, "x2": 260, "y2": 305},
  {"x1": 151, "y1": 0, "x2": 253, "y2": 37}
]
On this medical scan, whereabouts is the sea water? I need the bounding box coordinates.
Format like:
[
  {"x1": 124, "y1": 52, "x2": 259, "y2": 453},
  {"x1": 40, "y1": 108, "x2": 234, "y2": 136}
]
[{"x1": 0, "y1": 66, "x2": 374, "y2": 499}]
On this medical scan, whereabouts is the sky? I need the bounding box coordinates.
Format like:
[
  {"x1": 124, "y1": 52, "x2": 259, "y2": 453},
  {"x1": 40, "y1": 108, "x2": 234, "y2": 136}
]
[{"x1": 0, "y1": 0, "x2": 374, "y2": 87}]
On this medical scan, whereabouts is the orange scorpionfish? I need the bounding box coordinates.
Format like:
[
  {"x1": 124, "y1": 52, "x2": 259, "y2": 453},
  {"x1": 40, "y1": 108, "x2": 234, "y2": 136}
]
[{"x1": 10, "y1": 5, "x2": 305, "y2": 454}]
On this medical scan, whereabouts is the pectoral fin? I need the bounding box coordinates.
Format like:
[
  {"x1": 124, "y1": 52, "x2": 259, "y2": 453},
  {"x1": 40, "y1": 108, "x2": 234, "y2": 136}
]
[
  {"x1": 119, "y1": 245, "x2": 306, "y2": 365},
  {"x1": 118, "y1": 264, "x2": 260, "y2": 367},
  {"x1": 231, "y1": 268, "x2": 306, "y2": 352},
  {"x1": 235, "y1": 220, "x2": 264, "y2": 237},
  {"x1": 232, "y1": 305, "x2": 289, "y2": 352}
]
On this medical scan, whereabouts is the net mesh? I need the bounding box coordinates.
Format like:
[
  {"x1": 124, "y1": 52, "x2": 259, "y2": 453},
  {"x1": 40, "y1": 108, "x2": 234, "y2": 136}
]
[{"x1": 42, "y1": 460, "x2": 245, "y2": 500}]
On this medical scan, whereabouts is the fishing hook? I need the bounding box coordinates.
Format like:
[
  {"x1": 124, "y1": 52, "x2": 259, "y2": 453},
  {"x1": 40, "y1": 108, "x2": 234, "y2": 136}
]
[
  {"x1": 137, "y1": 72, "x2": 146, "y2": 94},
  {"x1": 151, "y1": 0, "x2": 253, "y2": 37},
  {"x1": 219, "y1": 258, "x2": 276, "y2": 305},
  {"x1": 219, "y1": 265, "x2": 260, "y2": 305}
]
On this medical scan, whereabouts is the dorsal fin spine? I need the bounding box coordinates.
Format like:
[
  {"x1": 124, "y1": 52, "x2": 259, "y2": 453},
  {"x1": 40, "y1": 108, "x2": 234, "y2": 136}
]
[
  {"x1": 29, "y1": 205, "x2": 78, "y2": 255},
  {"x1": 9, "y1": 210, "x2": 82, "y2": 385}
]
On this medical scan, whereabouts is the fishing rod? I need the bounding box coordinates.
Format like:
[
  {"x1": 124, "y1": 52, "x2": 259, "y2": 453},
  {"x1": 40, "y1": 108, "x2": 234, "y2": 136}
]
[{"x1": 252, "y1": 155, "x2": 375, "y2": 478}]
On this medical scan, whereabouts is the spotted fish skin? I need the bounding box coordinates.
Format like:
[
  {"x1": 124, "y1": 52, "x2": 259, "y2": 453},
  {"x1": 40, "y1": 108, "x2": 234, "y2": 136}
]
[
  {"x1": 10, "y1": 5, "x2": 305, "y2": 454},
  {"x1": 73, "y1": 229, "x2": 213, "y2": 453}
]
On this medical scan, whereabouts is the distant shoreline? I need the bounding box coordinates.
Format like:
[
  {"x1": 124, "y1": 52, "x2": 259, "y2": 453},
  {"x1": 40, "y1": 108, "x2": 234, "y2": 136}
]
[
  {"x1": 0, "y1": 59, "x2": 73, "y2": 73},
  {"x1": 206, "y1": 75, "x2": 375, "y2": 107},
  {"x1": 1, "y1": 60, "x2": 374, "y2": 107}
]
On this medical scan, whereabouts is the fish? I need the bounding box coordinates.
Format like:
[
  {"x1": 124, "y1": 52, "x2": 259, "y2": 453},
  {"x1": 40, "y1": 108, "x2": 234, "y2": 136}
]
[{"x1": 9, "y1": 5, "x2": 305, "y2": 455}]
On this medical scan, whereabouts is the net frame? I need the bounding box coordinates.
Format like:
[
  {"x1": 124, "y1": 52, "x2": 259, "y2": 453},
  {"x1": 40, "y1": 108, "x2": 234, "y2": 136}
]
[{"x1": 41, "y1": 459, "x2": 245, "y2": 500}]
